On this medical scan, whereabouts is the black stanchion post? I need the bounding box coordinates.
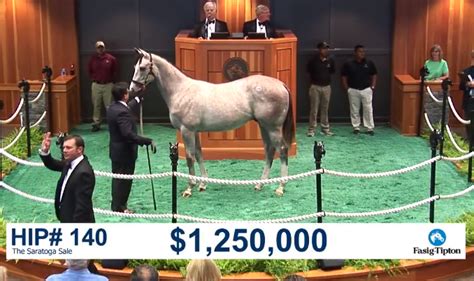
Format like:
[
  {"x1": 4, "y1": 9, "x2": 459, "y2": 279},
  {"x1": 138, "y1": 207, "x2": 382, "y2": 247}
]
[
  {"x1": 42, "y1": 66, "x2": 53, "y2": 132},
  {"x1": 418, "y1": 66, "x2": 429, "y2": 136},
  {"x1": 439, "y1": 78, "x2": 452, "y2": 156},
  {"x1": 169, "y1": 142, "x2": 179, "y2": 223},
  {"x1": 429, "y1": 129, "x2": 441, "y2": 223},
  {"x1": 313, "y1": 141, "x2": 325, "y2": 223},
  {"x1": 18, "y1": 79, "x2": 31, "y2": 157},
  {"x1": 468, "y1": 109, "x2": 474, "y2": 182},
  {"x1": 313, "y1": 140, "x2": 345, "y2": 270}
]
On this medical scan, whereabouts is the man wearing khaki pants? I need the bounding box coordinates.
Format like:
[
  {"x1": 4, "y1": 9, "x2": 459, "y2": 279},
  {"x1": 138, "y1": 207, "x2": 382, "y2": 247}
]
[
  {"x1": 306, "y1": 41, "x2": 335, "y2": 137},
  {"x1": 88, "y1": 41, "x2": 117, "y2": 132},
  {"x1": 341, "y1": 45, "x2": 377, "y2": 135}
]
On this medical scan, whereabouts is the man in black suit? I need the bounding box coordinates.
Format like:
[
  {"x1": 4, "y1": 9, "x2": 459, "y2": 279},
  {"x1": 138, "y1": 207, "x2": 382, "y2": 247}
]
[
  {"x1": 107, "y1": 82, "x2": 154, "y2": 213},
  {"x1": 242, "y1": 4, "x2": 277, "y2": 39},
  {"x1": 39, "y1": 133, "x2": 95, "y2": 223},
  {"x1": 191, "y1": 1, "x2": 229, "y2": 39}
]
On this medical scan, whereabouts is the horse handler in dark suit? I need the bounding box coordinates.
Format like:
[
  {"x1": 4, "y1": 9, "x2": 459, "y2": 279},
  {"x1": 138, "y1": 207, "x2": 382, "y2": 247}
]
[
  {"x1": 107, "y1": 82, "x2": 154, "y2": 213},
  {"x1": 39, "y1": 133, "x2": 96, "y2": 223}
]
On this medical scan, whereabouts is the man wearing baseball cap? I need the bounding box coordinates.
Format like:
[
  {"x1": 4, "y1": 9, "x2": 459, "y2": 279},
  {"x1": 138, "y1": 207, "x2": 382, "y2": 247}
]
[
  {"x1": 306, "y1": 41, "x2": 335, "y2": 137},
  {"x1": 88, "y1": 40, "x2": 117, "y2": 132}
]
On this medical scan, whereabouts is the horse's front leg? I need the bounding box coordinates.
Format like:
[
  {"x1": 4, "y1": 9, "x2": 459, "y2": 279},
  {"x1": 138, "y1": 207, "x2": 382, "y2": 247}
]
[
  {"x1": 181, "y1": 128, "x2": 196, "y2": 197},
  {"x1": 194, "y1": 133, "x2": 208, "y2": 192},
  {"x1": 275, "y1": 145, "x2": 289, "y2": 196}
]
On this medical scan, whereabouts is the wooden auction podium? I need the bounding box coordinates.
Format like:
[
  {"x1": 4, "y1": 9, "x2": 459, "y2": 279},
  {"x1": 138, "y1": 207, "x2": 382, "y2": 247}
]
[
  {"x1": 29, "y1": 75, "x2": 81, "y2": 134},
  {"x1": 391, "y1": 75, "x2": 443, "y2": 136},
  {"x1": 175, "y1": 30, "x2": 297, "y2": 159}
]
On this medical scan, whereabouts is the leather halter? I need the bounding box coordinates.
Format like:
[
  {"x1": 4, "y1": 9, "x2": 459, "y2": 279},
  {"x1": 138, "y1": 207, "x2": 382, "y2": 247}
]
[{"x1": 131, "y1": 52, "x2": 155, "y2": 90}]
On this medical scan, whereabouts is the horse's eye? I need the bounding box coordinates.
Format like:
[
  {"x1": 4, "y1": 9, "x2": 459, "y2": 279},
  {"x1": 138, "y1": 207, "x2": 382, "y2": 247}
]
[{"x1": 139, "y1": 67, "x2": 146, "y2": 71}]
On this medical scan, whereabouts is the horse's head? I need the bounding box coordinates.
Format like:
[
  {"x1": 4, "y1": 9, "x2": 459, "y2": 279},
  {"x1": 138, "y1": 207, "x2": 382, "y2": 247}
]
[{"x1": 129, "y1": 48, "x2": 156, "y2": 94}]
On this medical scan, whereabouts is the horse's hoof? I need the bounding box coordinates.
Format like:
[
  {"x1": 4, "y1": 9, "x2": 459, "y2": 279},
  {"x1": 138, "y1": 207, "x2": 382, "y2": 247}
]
[
  {"x1": 182, "y1": 190, "x2": 192, "y2": 198},
  {"x1": 199, "y1": 186, "x2": 207, "y2": 192},
  {"x1": 254, "y1": 184, "x2": 263, "y2": 191},
  {"x1": 274, "y1": 187, "x2": 284, "y2": 196}
]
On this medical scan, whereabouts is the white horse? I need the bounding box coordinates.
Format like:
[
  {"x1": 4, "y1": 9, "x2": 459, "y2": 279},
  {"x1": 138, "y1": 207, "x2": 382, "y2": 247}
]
[{"x1": 129, "y1": 49, "x2": 294, "y2": 197}]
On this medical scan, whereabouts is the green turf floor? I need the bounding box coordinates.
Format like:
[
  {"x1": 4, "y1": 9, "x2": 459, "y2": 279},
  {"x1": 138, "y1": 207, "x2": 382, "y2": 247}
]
[{"x1": 1, "y1": 123, "x2": 473, "y2": 223}]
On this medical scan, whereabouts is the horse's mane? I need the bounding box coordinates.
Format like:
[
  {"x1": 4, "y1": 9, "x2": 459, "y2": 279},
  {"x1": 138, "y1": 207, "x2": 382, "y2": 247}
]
[{"x1": 149, "y1": 53, "x2": 187, "y2": 81}]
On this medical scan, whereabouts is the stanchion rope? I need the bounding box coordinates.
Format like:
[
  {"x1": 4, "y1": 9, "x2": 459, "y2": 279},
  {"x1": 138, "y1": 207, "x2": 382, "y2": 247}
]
[
  {"x1": 424, "y1": 112, "x2": 435, "y2": 132},
  {"x1": 31, "y1": 111, "x2": 47, "y2": 128},
  {"x1": 426, "y1": 86, "x2": 443, "y2": 104},
  {"x1": 445, "y1": 125, "x2": 469, "y2": 154},
  {"x1": 29, "y1": 82, "x2": 47, "y2": 104},
  {"x1": 0, "y1": 98, "x2": 24, "y2": 124},
  {"x1": 448, "y1": 96, "x2": 471, "y2": 125},
  {"x1": 1, "y1": 181, "x2": 472, "y2": 222},
  {"x1": 1, "y1": 111, "x2": 48, "y2": 151},
  {"x1": 1, "y1": 148, "x2": 474, "y2": 183},
  {"x1": 1, "y1": 127, "x2": 26, "y2": 151}
]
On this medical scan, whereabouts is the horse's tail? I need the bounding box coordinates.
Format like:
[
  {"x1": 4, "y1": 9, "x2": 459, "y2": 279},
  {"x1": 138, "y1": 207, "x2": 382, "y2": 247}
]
[{"x1": 283, "y1": 84, "x2": 295, "y2": 148}]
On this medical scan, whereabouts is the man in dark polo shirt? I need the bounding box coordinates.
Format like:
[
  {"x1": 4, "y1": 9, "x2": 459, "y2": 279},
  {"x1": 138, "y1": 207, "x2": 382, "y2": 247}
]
[
  {"x1": 88, "y1": 41, "x2": 117, "y2": 132},
  {"x1": 306, "y1": 41, "x2": 335, "y2": 137},
  {"x1": 341, "y1": 44, "x2": 377, "y2": 135}
]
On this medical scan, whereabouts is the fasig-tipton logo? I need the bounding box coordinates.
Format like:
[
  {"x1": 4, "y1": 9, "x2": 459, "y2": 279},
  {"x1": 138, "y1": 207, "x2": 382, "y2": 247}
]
[
  {"x1": 413, "y1": 228, "x2": 461, "y2": 256},
  {"x1": 428, "y1": 229, "x2": 446, "y2": 246}
]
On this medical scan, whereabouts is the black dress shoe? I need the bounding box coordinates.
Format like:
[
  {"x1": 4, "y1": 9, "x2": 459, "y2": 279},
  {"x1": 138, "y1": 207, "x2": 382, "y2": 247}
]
[{"x1": 91, "y1": 125, "x2": 100, "y2": 132}]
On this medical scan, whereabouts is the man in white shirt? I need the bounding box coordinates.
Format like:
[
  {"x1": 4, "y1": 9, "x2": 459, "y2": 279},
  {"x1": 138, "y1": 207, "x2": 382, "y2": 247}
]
[
  {"x1": 191, "y1": 1, "x2": 229, "y2": 39},
  {"x1": 39, "y1": 133, "x2": 96, "y2": 222},
  {"x1": 242, "y1": 4, "x2": 277, "y2": 38}
]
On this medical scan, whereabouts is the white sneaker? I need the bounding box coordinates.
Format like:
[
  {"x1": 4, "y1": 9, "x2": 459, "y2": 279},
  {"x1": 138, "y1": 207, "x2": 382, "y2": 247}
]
[
  {"x1": 322, "y1": 131, "x2": 334, "y2": 136},
  {"x1": 306, "y1": 131, "x2": 315, "y2": 137}
]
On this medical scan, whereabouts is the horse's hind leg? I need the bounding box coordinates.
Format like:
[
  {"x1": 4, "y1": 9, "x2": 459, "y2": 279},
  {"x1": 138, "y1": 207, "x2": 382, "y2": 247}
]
[
  {"x1": 181, "y1": 128, "x2": 197, "y2": 197},
  {"x1": 256, "y1": 128, "x2": 275, "y2": 191},
  {"x1": 267, "y1": 129, "x2": 288, "y2": 196},
  {"x1": 194, "y1": 132, "x2": 208, "y2": 192},
  {"x1": 275, "y1": 144, "x2": 289, "y2": 196}
]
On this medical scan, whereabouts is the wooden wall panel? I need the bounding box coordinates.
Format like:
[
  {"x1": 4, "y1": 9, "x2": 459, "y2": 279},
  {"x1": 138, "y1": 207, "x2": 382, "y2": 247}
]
[
  {"x1": 207, "y1": 50, "x2": 264, "y2": 82},
  {"x1": 180, "y1": 49, "x2": 196, "y2": 72},
  {"x1": 392, "y1": 0, "x2": 474, "y2": 124},
  {"x1": 0, "y1": 0, "x2": 78, "y2": 124}
]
